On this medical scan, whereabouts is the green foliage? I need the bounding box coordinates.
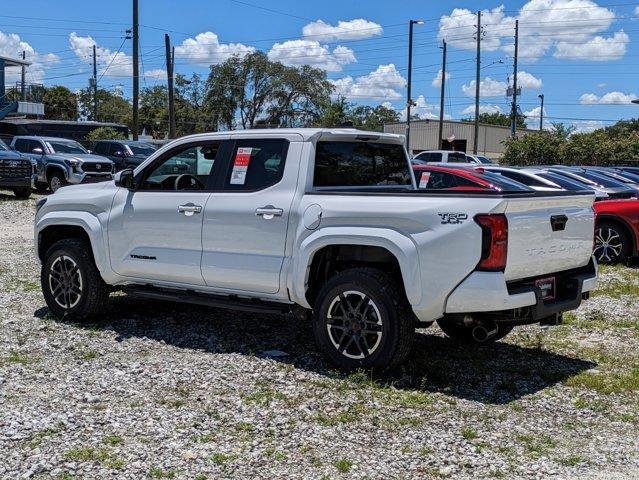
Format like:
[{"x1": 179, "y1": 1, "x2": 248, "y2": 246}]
[
  {"x1": 314, "y1": 96, "x2": 400, "y2": 131},
  {"x1": 503, "y1": 118, "x2": 639, "y2": 166},
  {"x1": 78, "y1": 87, "x2": 131, "y2": 127},
  {"x1": 43, "y1": 86, "x2": 78, "y2": 120},
  {"x1": 461, "y1": 112, "x2": 526, "y2": 129},
  {"x1": 85, "y1": 126, "x2": 126, "y2": 142}
]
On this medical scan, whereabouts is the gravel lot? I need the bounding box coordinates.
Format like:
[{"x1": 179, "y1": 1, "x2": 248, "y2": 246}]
[{"x1": 1, "y1": 190, "x2": 639, "y2": 479}]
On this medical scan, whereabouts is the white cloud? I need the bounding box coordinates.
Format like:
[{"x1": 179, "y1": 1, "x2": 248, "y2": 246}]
[
  {"x1": 597, "y1": 82, "x2": 606, "y2": 88},
  {"x1": 174, "y1": 31, "x2": 254, "y2": 66},
  {"x1": 302, "y1": 18, "x2": 382, "y2": 41},
  {"x1": 523, "y1": 106, "x2": 548, "y2": 129},
  {"x1": 399, "y1": 95, "x2": 448, "y2": 121},
  {"x1": 460, "y1": 104, "x2": 503, "y2": 116},
  {"x1": 331, "y1": 64, "x2": 406, "y2": 99},
  {"x1": 579, "y1": 91, "x2": 638, "y2": 104},
  {"x1": 0, "y1": 31, "x2": 58, "y2": 83},
  {"x1": 432, "y1": 69, "x2": 451, "y2": 87},
  {"x1": 516, "y1": 71, "x2": 542, "y2": 89},
  {"x1": 634, "y1": 6, "x2": 639, "y2": 16},
  {"x1": 462, "y1": 77, "x2": 507, "y2": 97},
  {"x1": 438, "y1": 0, "x2": 622, "y2": 61},
  {"x1": 554, "y1": 30, "x2": 629, "y2": 61},
  {"x1": 268, "y1": 40, "x2": 355, "y2": 72},
  {"x1": 571, "y1": 120, "x2": 605, "y2": 133},
  {"x1": 70, "y1": 33, "x2": 167, "y2": 79}
]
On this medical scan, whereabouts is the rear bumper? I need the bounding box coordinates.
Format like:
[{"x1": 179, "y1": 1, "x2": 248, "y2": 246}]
[{"x1": 445, "y1": 257, "x2": 597, "y2": 319}]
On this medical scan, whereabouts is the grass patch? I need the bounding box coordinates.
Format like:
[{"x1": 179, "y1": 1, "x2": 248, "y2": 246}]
[
  {"x1": 3, "y1": 350, "x2": 31, "y2": 366},
  {"x1": 103, "y1": 435, "x2": 124, "y2": 446},
  {"x1": 24, "y1": 423, "x2": 66, "y2": 448},
  {"x1": 461, "y1": 426, "x2": 478, "y2": 440},
  {"x1": 209, "y1": 453, "x2": 231, "y2": 465},
  {"x1": 64, "y1": 447, "x2": 125, "y2": 469},
  {"x1": 558, "y1": 454, "x2": 588, "y2": 467},
  {"x1": 242, "y1": 388, "x2": 288, "y2": 406},
  {"x1": 565, "y1": 365, "x2": 639, "y2": 394},
  {"x1": 265, "y1": 448, "x2": 287, "y2": 461},
  {"x1": 516, "y1": 434, "x2": 557, "y2": 458},
  {"x1": 316, "y1": 403, "x2": 367, "y2": 426},
  {"x1": 148, "y1": 467, "x2": 177, "y2": 478},
  {"x1": 158, "y1": 398, "x2": 186, "y2": 408},
  {"x1": 334, "y1": 458, "x2": 353, "y2": 473}
]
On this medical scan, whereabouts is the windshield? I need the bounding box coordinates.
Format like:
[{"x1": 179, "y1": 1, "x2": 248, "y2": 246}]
[
  {"x1": 479, "y1": 171, "x2": 533, "y2": 191},
  {"x1": 46, "y1": 141, "x2": 88, "y2": 154},
  {"x1": 575, "y1": 170, "x2": 630, "y2": 188},
  {"x1": 477, "y1": 156, "x2": 492, "y2": 164},
  {"x1": 0, "y1": 139, "x2": 9, "y2": 151},
  {"x1": 126, "y1": 143, "x2": 156, "y2": 156},
  {"x1": 537, "y1": 171, "x2": 596, "y2": 191}
]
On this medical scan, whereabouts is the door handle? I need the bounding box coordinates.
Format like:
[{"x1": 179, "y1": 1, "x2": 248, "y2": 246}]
[
  {"x1": 178, "y1": 203, "x2": 202, "y2": 216},
  {"x1": 255, "y1": 206, "x2": 283, "y2": 219}
]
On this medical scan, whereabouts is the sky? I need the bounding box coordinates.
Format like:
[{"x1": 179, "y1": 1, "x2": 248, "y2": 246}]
[{"x1": 2, "y1": 0, "x2": 639, "y2": 131}]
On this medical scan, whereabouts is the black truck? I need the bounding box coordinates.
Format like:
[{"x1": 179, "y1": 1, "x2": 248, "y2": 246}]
[{"x1": 0, "y1": 139, "x2": 35, "y2": 199}]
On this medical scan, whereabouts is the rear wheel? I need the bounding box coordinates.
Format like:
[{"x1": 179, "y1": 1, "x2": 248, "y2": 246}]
[
  {"x1": 48, "y1": 171, "x2": 67, "y2": 193},
  {"x1": 437, "y1": 317, "x2": 513, "y2": 344},
  {"x1": 594, "y1": 221, "x2": 630, "y2": 264},
  {"x1": 41, "y1": 238, "x2": 110, "y2": 321},
  {"x1": 12, "y1": 187, "x2": 31, "y2": 199},
  {"x1": 312, "y1": 268, "x2": 413, "y2": 370}
]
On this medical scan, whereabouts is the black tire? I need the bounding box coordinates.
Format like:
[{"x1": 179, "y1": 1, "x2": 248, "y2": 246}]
[
  {"x1": 41, "y1": 238, "x2": 110, "y2": 322},
  {"x1": 312, "y1": 267, "x2": 413, "y2": 370},
  {"x1": 12, "y1": 187, "x2": 31, "y2": 199},
  {"x1": 594, "y1": 221, "x2": 630, "y2": 264},
  {"x1": 47, "y1": 171, "x2": 67, "y2": 193},
  {"x1": 436, "y1": 317, "x2": 513, "y2": 344}
]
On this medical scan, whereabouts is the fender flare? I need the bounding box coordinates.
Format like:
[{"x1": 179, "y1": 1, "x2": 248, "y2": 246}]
[
  {"x1": 35, "y1": 211, "x2": 109, "y2": 274},
  {"x1": 45, "y1": 164, "x2": 69, "y2": 181},
  {"x1": 290, "y1": 227, "x2": 422, "y2": 309}
]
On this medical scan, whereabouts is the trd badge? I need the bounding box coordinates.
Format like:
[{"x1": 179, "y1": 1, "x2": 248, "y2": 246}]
[{"x1": 438, "y1": 212, "x2": 468, "y2": 224}]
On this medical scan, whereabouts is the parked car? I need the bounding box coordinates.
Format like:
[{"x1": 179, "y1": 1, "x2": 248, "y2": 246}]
[
  {"x1": 0, "y1": 139, "x2": 36, "y2": 199},
  {"x1": 545, "y1": 166, "x2": 637, "y2": 199},
  {"x1": 413, "y1": 150, "x2": 474, "y2": 164},
  {"x1": 93, "y1": 140, "x2": 157, "y2": 171},
  {"x1": 11, "y1": 136, "x2": 114, "y2": 192},
  {"x1": 485, "y1": 166, "x2": 608, "y2": 199},
  {"x1": 34, "y1": 128, "x2": 597, "y2": 369},
  {"x1": 585, "y1": 166, "x2": 639, "y2": 191},
  {"x1": 413, "y1": 165, "x2": 531, "y2": 192},
  {"x1": 466, "y1": 154, "x2": 493, "y2": 164},
  {"x1": 593, "y1": 199, "x2": 639, "y2": 264}
]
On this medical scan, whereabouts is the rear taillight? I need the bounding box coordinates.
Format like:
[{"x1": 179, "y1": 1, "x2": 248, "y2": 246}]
[{"x1": 475, "y1": 214, "x2": 508, "y2": 271}]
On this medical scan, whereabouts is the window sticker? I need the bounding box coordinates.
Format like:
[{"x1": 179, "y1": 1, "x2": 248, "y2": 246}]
[
  {"x1": 230, "y1": 147, "x2": 252, "y2": 184},
  {"x1": 419, "y1": 171, "x2": 431, "y2": 189}
]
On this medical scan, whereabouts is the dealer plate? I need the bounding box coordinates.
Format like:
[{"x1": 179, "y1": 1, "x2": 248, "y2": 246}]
[{"x1": 535, "y1": 276, "x2": 556, "y2": 301}]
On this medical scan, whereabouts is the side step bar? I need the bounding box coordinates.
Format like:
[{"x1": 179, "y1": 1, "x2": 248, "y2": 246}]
[{"x1": 123, "y1": 285, "x2": 292, "y2": 315}]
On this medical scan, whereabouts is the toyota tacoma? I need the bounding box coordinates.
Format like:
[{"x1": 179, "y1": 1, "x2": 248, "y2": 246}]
[{"x1": 34, "y1": 129, "x2": 597, "y2": 369}]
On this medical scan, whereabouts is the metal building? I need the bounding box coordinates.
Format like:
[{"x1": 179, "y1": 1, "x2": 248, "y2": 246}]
[{"x1": 384, "y1": 119, "x2": 537, "y2": 160}]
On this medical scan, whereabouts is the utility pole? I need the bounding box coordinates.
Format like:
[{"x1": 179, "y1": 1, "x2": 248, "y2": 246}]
[
  {"x1": 406, "y1": 19, "x2": 423, "y2": 154},
  {"x1": 132, "y1": 0, "x2": 139, "y2": 140},
  {"x1": 473, "y1": 11, "x2": 481, "y2": 154},
  {"x1": 165, "y1": 34, "x2": 176, "y2": 139},
  {"x1": 538, "y1": 94, "x2": 545, "y2": 131},
  {"x1": 92, "y1": 45, "x2": 98, "y2": 121},
  {"x1": 20, "y1": 50, "x2": 26, "y2": 101},
  {"x1": 438, "y1": 41, "x2": 447, "y2": 149},
  {"x1": 510, "y1": 19, "x2": 519, "y2": 137}
]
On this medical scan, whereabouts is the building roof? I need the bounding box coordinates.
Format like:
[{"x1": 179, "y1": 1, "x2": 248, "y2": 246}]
[
  {"x1": 0, "y1": 55, "x2": 31, "y2": 67},
  {"x1": 0, "y1": 118, "x2": 126, "y2": 128}
]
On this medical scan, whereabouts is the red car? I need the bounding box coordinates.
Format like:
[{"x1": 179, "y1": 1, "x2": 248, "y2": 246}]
[
  {"x1": 412, "y1": 164, "x2": 531, "y2": 192},
  {"x1": 593, "y1": 199, "x2": 639, "y2": 263}
]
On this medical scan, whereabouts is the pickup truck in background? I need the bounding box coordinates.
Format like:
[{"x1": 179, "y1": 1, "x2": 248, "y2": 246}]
[
  {"x1": 34, "y1": 129, "x2": 597, "y2": 369},
  {"x1": 11, "y1": 136, "x2": 114, "y2": 192},
  {"x1": 0, "y1": 139, "x2": 35, "y2": 199}
]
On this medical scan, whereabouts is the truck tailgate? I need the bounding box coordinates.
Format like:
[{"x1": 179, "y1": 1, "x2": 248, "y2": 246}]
[{"x1": 501, "y1": 194, "x2": 594, "y2": 281}]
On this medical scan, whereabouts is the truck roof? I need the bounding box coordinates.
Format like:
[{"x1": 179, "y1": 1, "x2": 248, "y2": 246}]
[
  {"x1": 12, "y1": 135, "x2": 79, "y2": 143},
  {"x1": 176, "y1": 128, "x2": 406, "y2": 143}
]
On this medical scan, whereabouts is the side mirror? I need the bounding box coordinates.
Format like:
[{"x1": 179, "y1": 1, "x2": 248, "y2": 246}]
[
  {"x1": 115, "y1": 168, "x2": 136, "y2": 190},
  {"x1": 87, "y1": 149, "x2": 93, "y2": 154},
  {"x1": 114, "y1": 150, "x2": 125, "y2": 157},
  {"x1": 32, "y1": 147, "x2": 43, "y2": 155}
]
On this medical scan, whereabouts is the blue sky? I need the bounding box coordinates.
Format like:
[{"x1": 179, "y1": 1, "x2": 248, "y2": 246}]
[{"x1": 3, "y1": 0, "x2": 639, "y2": 131}]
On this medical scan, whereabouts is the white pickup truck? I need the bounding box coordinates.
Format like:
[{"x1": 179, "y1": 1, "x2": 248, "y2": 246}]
[{"x1": 34, "y1": 129, "x2": 597, "y2": 369}]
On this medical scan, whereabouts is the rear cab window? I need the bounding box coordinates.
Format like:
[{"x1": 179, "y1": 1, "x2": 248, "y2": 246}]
[{"x1": 313, "y1": 141, "x2": 412, "y2": 189}]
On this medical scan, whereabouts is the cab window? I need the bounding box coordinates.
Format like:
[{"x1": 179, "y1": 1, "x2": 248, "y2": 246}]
[{"x1": 223, "y1": 139, "x2": 288, "y2": 191}]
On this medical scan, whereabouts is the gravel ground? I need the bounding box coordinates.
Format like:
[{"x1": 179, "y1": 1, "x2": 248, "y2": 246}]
[{"x1": 1, "y1": 190, "x2": 639, "y2": 479}]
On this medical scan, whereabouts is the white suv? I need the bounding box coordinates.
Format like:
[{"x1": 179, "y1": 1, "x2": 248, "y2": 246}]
[{"x1": 413, "y1": 150, "x2": 492, "y2": 164}]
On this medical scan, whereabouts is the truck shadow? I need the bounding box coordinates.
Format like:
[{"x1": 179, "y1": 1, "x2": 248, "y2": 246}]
[{"x1": 36, "y1": 296, "x2": 595, "y2": 405}]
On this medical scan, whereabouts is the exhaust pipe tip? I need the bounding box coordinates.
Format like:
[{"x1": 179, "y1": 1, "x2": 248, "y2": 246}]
[{"x1": 472, "y1": 324, "x2": 499, "y2": 343}]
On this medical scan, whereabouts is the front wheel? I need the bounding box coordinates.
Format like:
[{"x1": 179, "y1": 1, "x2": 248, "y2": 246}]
[
  {"x1": 12, "y1": 187, "x2": 31, "y2": 199},
  {"x1": 48, "y1": 171, "x2": 67, "y2": 193},
  {"x1": 312, "y1": 268, "x2": 413, "y2": 370},
  {"x1": 41, "y1": 238, "x2": 110, "y2": 321},
  {"x1": 594, "y1": 221, "x2": 629, "y2": 264}
]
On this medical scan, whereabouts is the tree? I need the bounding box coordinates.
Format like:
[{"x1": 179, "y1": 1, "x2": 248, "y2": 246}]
[
  {"x1": 314, "y1": 96, "x2": 352, "y2": 128},
  {"x1": 502, "y1": 131, "x2": 563, "y2": 165},
  {"x1": 175, "y1": 73, "x2": 209, "y2": 135},
  {"x1": 550, "y1": 122, "x2": 576, "y2": 141},
  {"x1": 461, "y1": 112, "x2": 526, "y2": 129},
  {"x1": 85, "y1": 126, "x2": 127, "y2": 142},
  {"x1": 139, "y1": 85, "x2": 169, "y2": 139},
  {"x1": 77, "y1": 87, "x2": 132, "y2": 127},
  {"x1": 314, "y1": 97, "x2": 400, "y2": 131},
  {"x1": 42, "y1": 85, "x2": 78, "y2": 120}
]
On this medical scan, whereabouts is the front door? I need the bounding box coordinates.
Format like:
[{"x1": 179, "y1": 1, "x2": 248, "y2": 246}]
[
  {"x1": 108, "y1": 139, "x2": 226, "y2": 285},
  {"x1": 201, "y1": 137, "x2": 299, "y2": 294}
]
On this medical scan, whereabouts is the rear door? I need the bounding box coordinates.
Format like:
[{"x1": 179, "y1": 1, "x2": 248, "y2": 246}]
[
  {"x1": 502, "y1": 194, "x2": 595, "y2": 281},
  {"x1": 200, "y1": 136, "x2": 301, "y2": 294}
]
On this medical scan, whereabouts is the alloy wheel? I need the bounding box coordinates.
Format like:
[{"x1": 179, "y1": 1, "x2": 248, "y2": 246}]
[
  {"x1": 48, "y1": 255, "x2": 83, "y2": 309},
  {"x1": 325, "y1": 290, "x2": 383, "y2": 359},
  {"x1": 50, "y1": 176, "x2": 62, "y2": 192},
  {"x1": 594, "y1": 227, "x2": 623, "y2": 263}
]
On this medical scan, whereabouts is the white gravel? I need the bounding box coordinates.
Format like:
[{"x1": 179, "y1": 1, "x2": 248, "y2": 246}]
[{"x1": 1, "y1": 190, "x2": 639, "y2": 479}]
